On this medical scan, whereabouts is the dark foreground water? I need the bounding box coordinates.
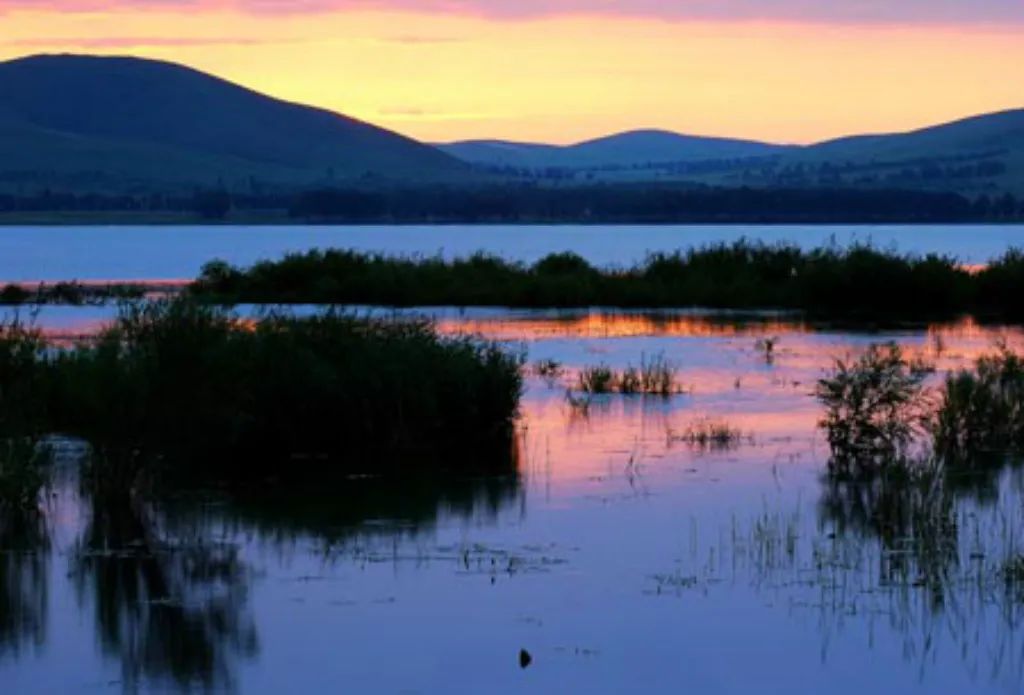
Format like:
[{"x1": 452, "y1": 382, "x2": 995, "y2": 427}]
[
  {"x1": 0, "y1": 224, "x2": 1022, "y2": 281},
  {"x1": 3, "y1": 308, "x2": 1024, "y2": 693}
]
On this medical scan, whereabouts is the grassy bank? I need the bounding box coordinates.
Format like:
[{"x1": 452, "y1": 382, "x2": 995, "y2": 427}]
[
  {"x1": 190, "y1": 242, "x2": 1024, "y2": 319},
  {"x1": 0, "y1": 299, "x2": 523, "y2": 497}
]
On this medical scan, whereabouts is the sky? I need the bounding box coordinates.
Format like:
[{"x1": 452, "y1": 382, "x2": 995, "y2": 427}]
[{"x1": 1, "y1": 1, "x2": 1023, "y2": 145}]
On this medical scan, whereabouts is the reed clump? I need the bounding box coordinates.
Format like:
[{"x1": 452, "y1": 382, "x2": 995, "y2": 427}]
[
  {"x1": 577, "y1": 353, "x2": 678, "y2": 396},
  {"x1": 532, "y1": 358, "x2": 564, "y2": 382},
  {"x1": 934, "y1": 346, "x2": 1024, "y2": 458},
  {"x1": 815, "y1": 342, "x2": 934, "y2": 478},
  {"x1": 818, "y1": 342, "x2": 1024, "y2": 478},
  {"x1": 0, "y1": 299, "x2": 524, "y2": 489},
  {"x1": 669, "y1": 418, "x2": 747, "y2": 451}
]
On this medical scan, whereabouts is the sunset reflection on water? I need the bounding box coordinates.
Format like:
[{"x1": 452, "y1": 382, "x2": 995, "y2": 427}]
[{"x1": 5, "y1": 305, "x2": 1024, "y2": 694}]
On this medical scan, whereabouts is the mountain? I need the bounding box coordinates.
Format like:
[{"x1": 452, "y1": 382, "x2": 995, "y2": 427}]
[
  {"x1": 437, "y1": 129, "x2": 789, "y2": 171},
  {"x1": 0, "y1": 54, "x2": 470, "y2": 193}
]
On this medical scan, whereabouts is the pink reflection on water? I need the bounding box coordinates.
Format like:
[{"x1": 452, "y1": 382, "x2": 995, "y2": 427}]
[{"x1": 509, "y1": 313, "x2": 1024, "y2": 497}]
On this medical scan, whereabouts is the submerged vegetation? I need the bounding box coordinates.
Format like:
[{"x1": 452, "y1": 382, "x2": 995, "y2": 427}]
[
  {"x1": 0, "y1": 299, "x2": 524, "y2": 493},
  {"x1": 668, "y1": 418, "x2": 747, "y2": 452},
  {"x1": 190, "y1": 241, "x2": 1024, "y2": 319}
]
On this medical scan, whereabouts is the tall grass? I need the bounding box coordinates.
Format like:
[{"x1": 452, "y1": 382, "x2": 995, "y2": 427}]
[
  {"x1": 815, "y1": 343, "x2": 934, "y2": 478},
  {"x1": 934, "y1": 346, "x2": 1024, "y2": 459},
  {"x1": 669, "y1": 418, "x2": 747, "y2": 452},
  {"x1": 0, "y1": 299, "x2": 524, "y2": 490},
  {"x1": 0, "y1": 439, "x2": 49, "y2": 512},
  {"x1": 818, "y1": 341, "x2": 1024, "y2": 479},
  {"x1": 577, "y1": 353, "x2": 678, "y2": 396},
  {"x1": 578, "y1": 365, "x2": 616, "y2": 394}
]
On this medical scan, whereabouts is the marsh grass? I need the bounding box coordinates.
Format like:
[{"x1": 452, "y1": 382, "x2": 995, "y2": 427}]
[
  {"x1": 578, "y1": 365, "x2": 615, "y2": 394},
  {"x1": 188, "y1": 241, "x2": 1024, "y2": 318},
  {"x1": 669, "y1": 418, "x2": 748, "y2": 452},
  {"x1": 0, "y1": 298, "x2": 524, "y2": 491},
  {"x1": 934, "y1": 346, "x2": 1024, "y2": 459},
  {"x1": 577, "y1": 353, "x2": 679, "y2": 396},
  {"x1": 0, "y1": 439, "x2": 49, "y2": 512},
  {"x1": 638, "y1": 353, "x2": 676, "y2": 395},
  {"x1": 815, "y1": 342, "x2": 935, "y2": 478},
  {"x1": 532, "y1": 358, "x2": 564, "y2": 383}
]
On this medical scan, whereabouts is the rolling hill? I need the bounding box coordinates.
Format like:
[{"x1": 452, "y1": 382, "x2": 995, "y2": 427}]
[
  {"x1": 438, "y1": 129, "x2": 788, "y2": 171},
  {"x1": 0, "y1": 54, "x2": 470, "y2": 193},
  {"x1": 440, "y1": 112, "x2": 1024, "y2": 195}
]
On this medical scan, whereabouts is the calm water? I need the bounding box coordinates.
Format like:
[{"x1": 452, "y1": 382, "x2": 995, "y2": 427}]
[
  {"x1": 3, "y1": 307, "x2": 1024, "y2": 694},
  {"x1": 0, "y1": 224, "x2": 1022, "y2": 281}
]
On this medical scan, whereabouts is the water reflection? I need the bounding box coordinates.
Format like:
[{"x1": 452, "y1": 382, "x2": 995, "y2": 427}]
[
  {"x1": 0, "y1": 465, "x2": 524, "y2": 692},
  {"x1": 71, "y1": 494, "x2": 258, "y2": 692},
  {"x1": 0, "y1": 510, "x2": 48, "y2": 659},
  {"x1": 651, "y1": 457, "x2": 1024, "y2": 691},
  {"x1": 5, "y1": 309, "x2": 1024, "y2": 693},
  {"x1": 160, "y1": 473, "x2": 525, "y2": 550}
]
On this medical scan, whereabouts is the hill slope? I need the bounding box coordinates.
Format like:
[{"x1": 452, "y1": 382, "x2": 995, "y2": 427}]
[
  {"x1": 438, "y1": 130, "x2": 788, "y2": 172},
  {"x1": 0, "y1": 54, "x2": 470, "y2": 192},
  {"x1": 744, "y1": 109, "x2": 1024, "y2": 195},
  {"x1": 440, "y1": 112, "x2": 1024, "y2": 195}
]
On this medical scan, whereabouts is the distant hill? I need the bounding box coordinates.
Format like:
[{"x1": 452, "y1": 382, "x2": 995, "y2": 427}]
[
  {"x1": 0, "y1": 54, "x2": 470, "y2": 193},
  {"x1": 440, "y1": 112, "x2": 1024, "y2": 195},
  {"x1": 762, "y1": 109, "x2": 1024, "y2": 196},
  {"x1": 1, "y1": 53, "x2": 1020, "y2": 200},
  {"x1": 438, "y1": 129, "x2": 788, "y2": 172}
]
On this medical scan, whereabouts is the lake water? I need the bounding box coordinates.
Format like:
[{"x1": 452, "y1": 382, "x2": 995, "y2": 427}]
[
  {"x1": 3, "y1": 307, "x2": 1024, "y2": 694},
  {"x1": 3, "y1": 225, "x2": 1024, "y2": 694},
  {"x1": 0, "y1": 223, "x2": 1022, "y2": 281}
]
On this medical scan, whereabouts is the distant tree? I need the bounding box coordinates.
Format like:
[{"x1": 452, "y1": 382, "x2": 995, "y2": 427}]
[
  {"x1": 972, "y1": 194, "x2": 993, "y2": 219},
  {"x1": 996, "y1": 193, "x2": 1019, "y2": 219},
  {"x1": 192, "y1": 189, "x2": 231, "y2": 220}
]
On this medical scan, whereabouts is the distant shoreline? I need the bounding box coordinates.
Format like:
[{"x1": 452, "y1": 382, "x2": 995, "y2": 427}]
[{"x1": 2, "y1": 213, "x2": 1022, "y2": 227}]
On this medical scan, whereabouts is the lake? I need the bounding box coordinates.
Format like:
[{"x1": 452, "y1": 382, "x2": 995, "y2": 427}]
[
  {"x1": 2, "y1": 226, "x2": 1024, "y2": 694},
  {"x1": 0, "y1": 223, "x2": 1022, "y2": 281},
  {"x1": 3, "y1": 308, "x2": 1024, "y2": 693}
]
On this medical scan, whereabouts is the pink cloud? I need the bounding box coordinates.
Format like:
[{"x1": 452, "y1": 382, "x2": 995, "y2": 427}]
[{"x1": 3, "y1": 0, "x2": 1023, "y2": 24}]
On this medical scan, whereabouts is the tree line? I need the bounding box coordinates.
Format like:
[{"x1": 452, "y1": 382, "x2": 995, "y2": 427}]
[{"x1": 1, "y1": 185, "x2": 1022, "y2": 223}]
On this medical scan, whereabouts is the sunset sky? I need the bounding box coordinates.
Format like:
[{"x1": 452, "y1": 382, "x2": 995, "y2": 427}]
[{"x1": 2, "y1": 1, "x2": 1022, "y2": 145}]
